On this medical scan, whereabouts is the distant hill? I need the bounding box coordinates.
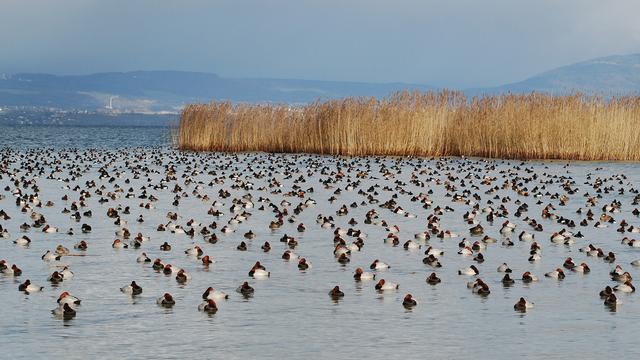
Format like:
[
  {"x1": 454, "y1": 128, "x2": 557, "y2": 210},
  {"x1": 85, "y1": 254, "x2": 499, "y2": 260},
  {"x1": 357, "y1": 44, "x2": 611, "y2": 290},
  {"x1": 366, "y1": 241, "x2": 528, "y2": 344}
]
[
  {"x1": 1, "y1": 53, "x2": 639, "y2": 111},
  {"x1": 0, "y1": 71, "x2": 433, "y2": 112},
  {"x1": 476, "y1": 54, "x2": 640, "y2": 96}
]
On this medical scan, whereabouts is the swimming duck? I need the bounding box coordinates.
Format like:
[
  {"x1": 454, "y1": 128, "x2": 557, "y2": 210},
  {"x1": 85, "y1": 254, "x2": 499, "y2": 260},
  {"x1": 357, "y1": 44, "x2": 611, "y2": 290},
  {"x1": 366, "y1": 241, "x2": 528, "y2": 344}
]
[
  {"x1": 249, "y1": 262, "x2": 270, "y2": 278},
  {"x1": 112, "y1": 239, "x2": 128, "y2": 249},
  {"x1": 152, "y1": 259, "x2": 164, "y2": 270},
  {"x1": 375, "y1": 279, "x2": 399, "y2": 291},
  {"x1": 497, "y1": 263, "x2": 512, "y2": 273},
  {"x1": 426, "y1": 272, "x2": 441, "y2": 285},
  {"x1": 121, "y1": 281, "x2": 143, "y2": 295},
  {"x1": 198, "y1": 299, "x2": 218, "y2": 313},
  {"x1": 604, "y1": 293, "x2": 620, "y2": 307},
  {"x1": 18, "y1": 279, "x2": 43, "y2": 293},
  {"x1": 57, "y1": 291, "x2": 81, "y2": 305},
  {"x1": 14, "y1": 236, "x2": 31, "y2": 246},
  {"x1": 329, "y1": 286, "x2": 345, "y2": 298},
  {"x1": 52, "y1": 303, "x2": 76, "y2": 319},
  {"x1": 157, "y1": 293, "x2": 175, "y2": 307},
  {"x1": 353, "y1": 267, "x2": 375, "y2": 281},
  {"x1": 402, "y1": 294, "x2": 417, "y2": 307},
  {"x1": 185, "y1": 245, "x2": 203, "y2": 257},
  {"x1": 298, "y1": 258, "x2": 310, "y2": 270},
  {"x1": 501, "y1": 274, "x2": 515, "y2": 285},
  {"x1": 612, "y1": 271, "x2": 632, "y2": 282},
  {"x1": 514, "y1": 297, "x2": 534, "y2": 311},
  {"x1": 2, "y1": 264, "x2": 22, "y2": 276},
  {"x1": 203, "y1": 287, "x2": 229, "y2": 300},
  {"x1": 522, "y1": 272, "x2": 538, "y2": 283},
  {"x1": 572, "y1": 263, "x2": 590, "y2": 273},
  {"x1": 236, "y1": 282, "x2": 254, "y2": 296},
  {"x1": 175, "y1": 269, "x2": 190, "y2": 283},
  {"x1": 201, "y1": 255, "x2": 214, "y2": 266},
  {"x1": 370, "y1": 259, "x2": 390, "y2": 270},
  {"x1": 614, "y1": 281, "x2": 636, "y2": 293},
  {"x1": 545, "y1": 268, "x2": 566, "y2": 279},
  {"x1": 458, "y1": 265, "x2": 479, "y2": 276},
  {"x1": 137, "y1": 253, "x2": 151, "y2": 263},
  {"x1": 48, "y1": 271, "x2": 64, "y2": 283},
  {"x1": 41, "y1": 250, "x2": 61, "y2": 262}
]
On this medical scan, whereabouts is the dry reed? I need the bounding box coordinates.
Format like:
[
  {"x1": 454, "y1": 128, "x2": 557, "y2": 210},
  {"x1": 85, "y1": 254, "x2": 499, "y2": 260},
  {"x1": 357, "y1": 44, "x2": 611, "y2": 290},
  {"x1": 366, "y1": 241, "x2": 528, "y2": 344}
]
[{"x1": 178, "y1": 91, "x2": 640, "y2": 161}]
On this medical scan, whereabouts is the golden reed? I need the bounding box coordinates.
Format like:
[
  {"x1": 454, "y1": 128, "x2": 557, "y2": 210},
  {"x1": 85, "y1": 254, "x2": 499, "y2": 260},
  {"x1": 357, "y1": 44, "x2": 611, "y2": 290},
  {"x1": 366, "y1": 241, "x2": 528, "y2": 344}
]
[{"x1": 178, "y1": 90, "x2": 640, "y2": 161}]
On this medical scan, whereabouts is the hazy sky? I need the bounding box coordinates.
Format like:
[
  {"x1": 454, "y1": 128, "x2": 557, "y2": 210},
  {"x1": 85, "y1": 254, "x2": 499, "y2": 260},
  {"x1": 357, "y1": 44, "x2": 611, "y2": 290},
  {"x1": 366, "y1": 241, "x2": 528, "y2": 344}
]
[{"x1": 1, "y1": 0, "x2": 639, "y2": 88}]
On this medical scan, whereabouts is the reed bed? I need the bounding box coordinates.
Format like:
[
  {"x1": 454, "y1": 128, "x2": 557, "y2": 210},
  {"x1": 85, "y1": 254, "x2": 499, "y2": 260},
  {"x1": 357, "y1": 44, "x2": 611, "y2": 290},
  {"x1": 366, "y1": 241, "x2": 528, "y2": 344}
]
[{"x1": 178, "y1": 91, "x2": 640, "y2": 161}]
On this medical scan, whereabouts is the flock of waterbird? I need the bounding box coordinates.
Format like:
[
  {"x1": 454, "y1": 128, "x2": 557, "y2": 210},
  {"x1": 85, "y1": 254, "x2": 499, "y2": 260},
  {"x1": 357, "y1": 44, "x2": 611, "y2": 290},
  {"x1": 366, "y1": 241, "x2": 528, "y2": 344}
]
[{"x1": 1, "y1": 147, "x2": 639, "y2": 321}]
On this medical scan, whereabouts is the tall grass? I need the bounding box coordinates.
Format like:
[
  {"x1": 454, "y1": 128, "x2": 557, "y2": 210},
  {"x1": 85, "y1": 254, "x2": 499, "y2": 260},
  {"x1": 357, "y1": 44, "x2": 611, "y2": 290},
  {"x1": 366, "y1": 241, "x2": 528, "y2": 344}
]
[{"x1": 178, "y1": 91, "x2": 640, "y2": 161}]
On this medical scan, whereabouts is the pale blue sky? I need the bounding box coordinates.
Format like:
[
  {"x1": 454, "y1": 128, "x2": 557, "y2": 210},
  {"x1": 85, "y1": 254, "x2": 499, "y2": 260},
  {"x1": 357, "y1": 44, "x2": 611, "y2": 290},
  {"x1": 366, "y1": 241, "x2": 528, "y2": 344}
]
[{"x1": 1, "y1": 0, "x2": 639, "y2": 88}]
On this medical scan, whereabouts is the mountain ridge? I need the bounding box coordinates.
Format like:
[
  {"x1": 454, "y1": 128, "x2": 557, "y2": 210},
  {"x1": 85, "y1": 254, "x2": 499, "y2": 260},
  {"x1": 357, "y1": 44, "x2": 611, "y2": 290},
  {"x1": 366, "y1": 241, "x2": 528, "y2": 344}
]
[{"x1": 1, "y1": 53, "x2": 639, "y2": 112}]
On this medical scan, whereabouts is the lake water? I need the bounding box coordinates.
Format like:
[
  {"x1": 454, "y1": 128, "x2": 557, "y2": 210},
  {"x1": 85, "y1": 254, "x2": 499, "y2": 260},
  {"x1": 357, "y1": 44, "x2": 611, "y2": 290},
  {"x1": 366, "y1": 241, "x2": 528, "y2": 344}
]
[{"x1": 1, "y1": 125, "x2": 639, "y2": 359}]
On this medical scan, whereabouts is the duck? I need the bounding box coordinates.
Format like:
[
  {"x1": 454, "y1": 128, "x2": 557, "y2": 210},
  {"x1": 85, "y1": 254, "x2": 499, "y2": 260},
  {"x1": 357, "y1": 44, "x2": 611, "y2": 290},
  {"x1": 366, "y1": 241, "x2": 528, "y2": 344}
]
[
  {"x1": 514, "y1": 297, "x2": 534, "y2": 311},
  {"x1": 201, "y1": 255, "x2": 214, "y2": 266},
  {"x1": 198, "y1": 299, "x2": 218, "y2": 313},
  {"x1": 261, "y1": 242, "x2": 272, "y2": 252},
  {"x1": 563, "y1": 258, "x2": 576, "y2": 270},
  {"x1": 48, "y1": 271, "x2": 64, "y2": 283},
  {"x1": 458, "y1": 265, "x2": 479, "y2": 276},
  {"x1": 74, "y1": 240, "x2": 88, "y2": 250},
  {"x1": 522, "y1": 272, "x2": 538, "y2": 283},
  {"x1": 545, "y1": 268, "x2": 566, "y2": 279},
  {"x1": 57, "y1": 291, "x2": 81, "y2": 305},
  {"x1": 175, "y1": 269, "x2": 190, "y2": 283},
  {"x1": 152, "y1": 259, "x2": 164, "y2": 270},
  {"x1": 501, "y1": 274, "x2": 515, "y2": 285},
  {"x1": 41, "y1": 250, "x2": 61, "y2": 262},
  {"x1": 185, "y1": 245, "x2": 203, "y2": 257},
  {"x1": 121, "y1": 281, "x2": 143, "y2": 295},
  {"x1": 612, "y1": 271, "x2": 633, "y2": 282},
  {"x1": 572, "y1": 263, "x2": 590, "y2": 273},
  {"x1": 604, "y1": 293, "x2": 620, "y2": 307},
  {"x1": 14, "y1": 236, "x2": 31, "y2": 246},
  {"x1": 375, "y1": 279, "x2": 399, "y2": 291},
  {"x1": 157, "y1": 293, "x2": 175, "y2": 307},
  {"x1": 249, "y1": 262, "x2": 270, "y2": 278},
  {"x1": 497, "y1": 263, "x2": 512, "y2": 273},
  {"x1": 236, "y1": 282, "x2": 254, "y2": 296},
  {"x1": 458, "y1": 246, "x2": 473, "y2": 256},
  {"x1": 160, "y1": 242, "x2": 171, "y2": 251},
  {"x1": 18, "y1": 279, "x2": 43, "y2": 293},
  {"x1": 60, "y1": 266, "x2": 74, "y2": 279},
  {"x1": 137, "y1": 253, "x2": 151, "y2": 263},
  {"x1": 52, "y1": 303, "x2": 76, "y2": 319},
  {"x1": 112, "y1": 239, "x2": 128, "y2": 249},
  {"x1": 424, "y1": 246, "x2": 444, "y2": 257},
  {"x1": 518, "y1": 231, "x2": 534, "y2": 241},
  {"x1": 370, "y1": 259, "x2": 390, "y2": 270},
  {"x1": 402, "y1": 294, "x2": 417, "y2": 307},
  {"x1": 472, "y1": 280, "x2": 491, "y2": 295},
  {"x1": 600, "y1": 286, "x2": 614, "y2": 298},
  {"x1": 426, "y1": 272, "x2": 441, "y2": 285},
  {"x1": 614, "y1": 281, "x2": 636, "y2": 293},
  {"x1": 297, "y1": 258, "x2": 310, "y2": 270},
  {"x1": 353, "y1": 267, "x2": 375, "y2": 281},
  {"x1": 282, "y1": 250, "x2": 298, "y2": 261},
  {"x1": 55, "y1": 245, "x2": 70, "y2": 255},
  {"x1": 203, "y1": 287, "x2": 229, "y2": 300},
  {"x1": 42, "y1": 225, "x2": 58, "y2": 233},
  {"x1": 403, "y1": 240, "x2": 421, "y2": 250},
  {"x1": 329, "y1": 286, "x2": 345, "y2": 298},
  {"x1": 2, "y1": 264, "x2": 22, "y2": 276}
]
